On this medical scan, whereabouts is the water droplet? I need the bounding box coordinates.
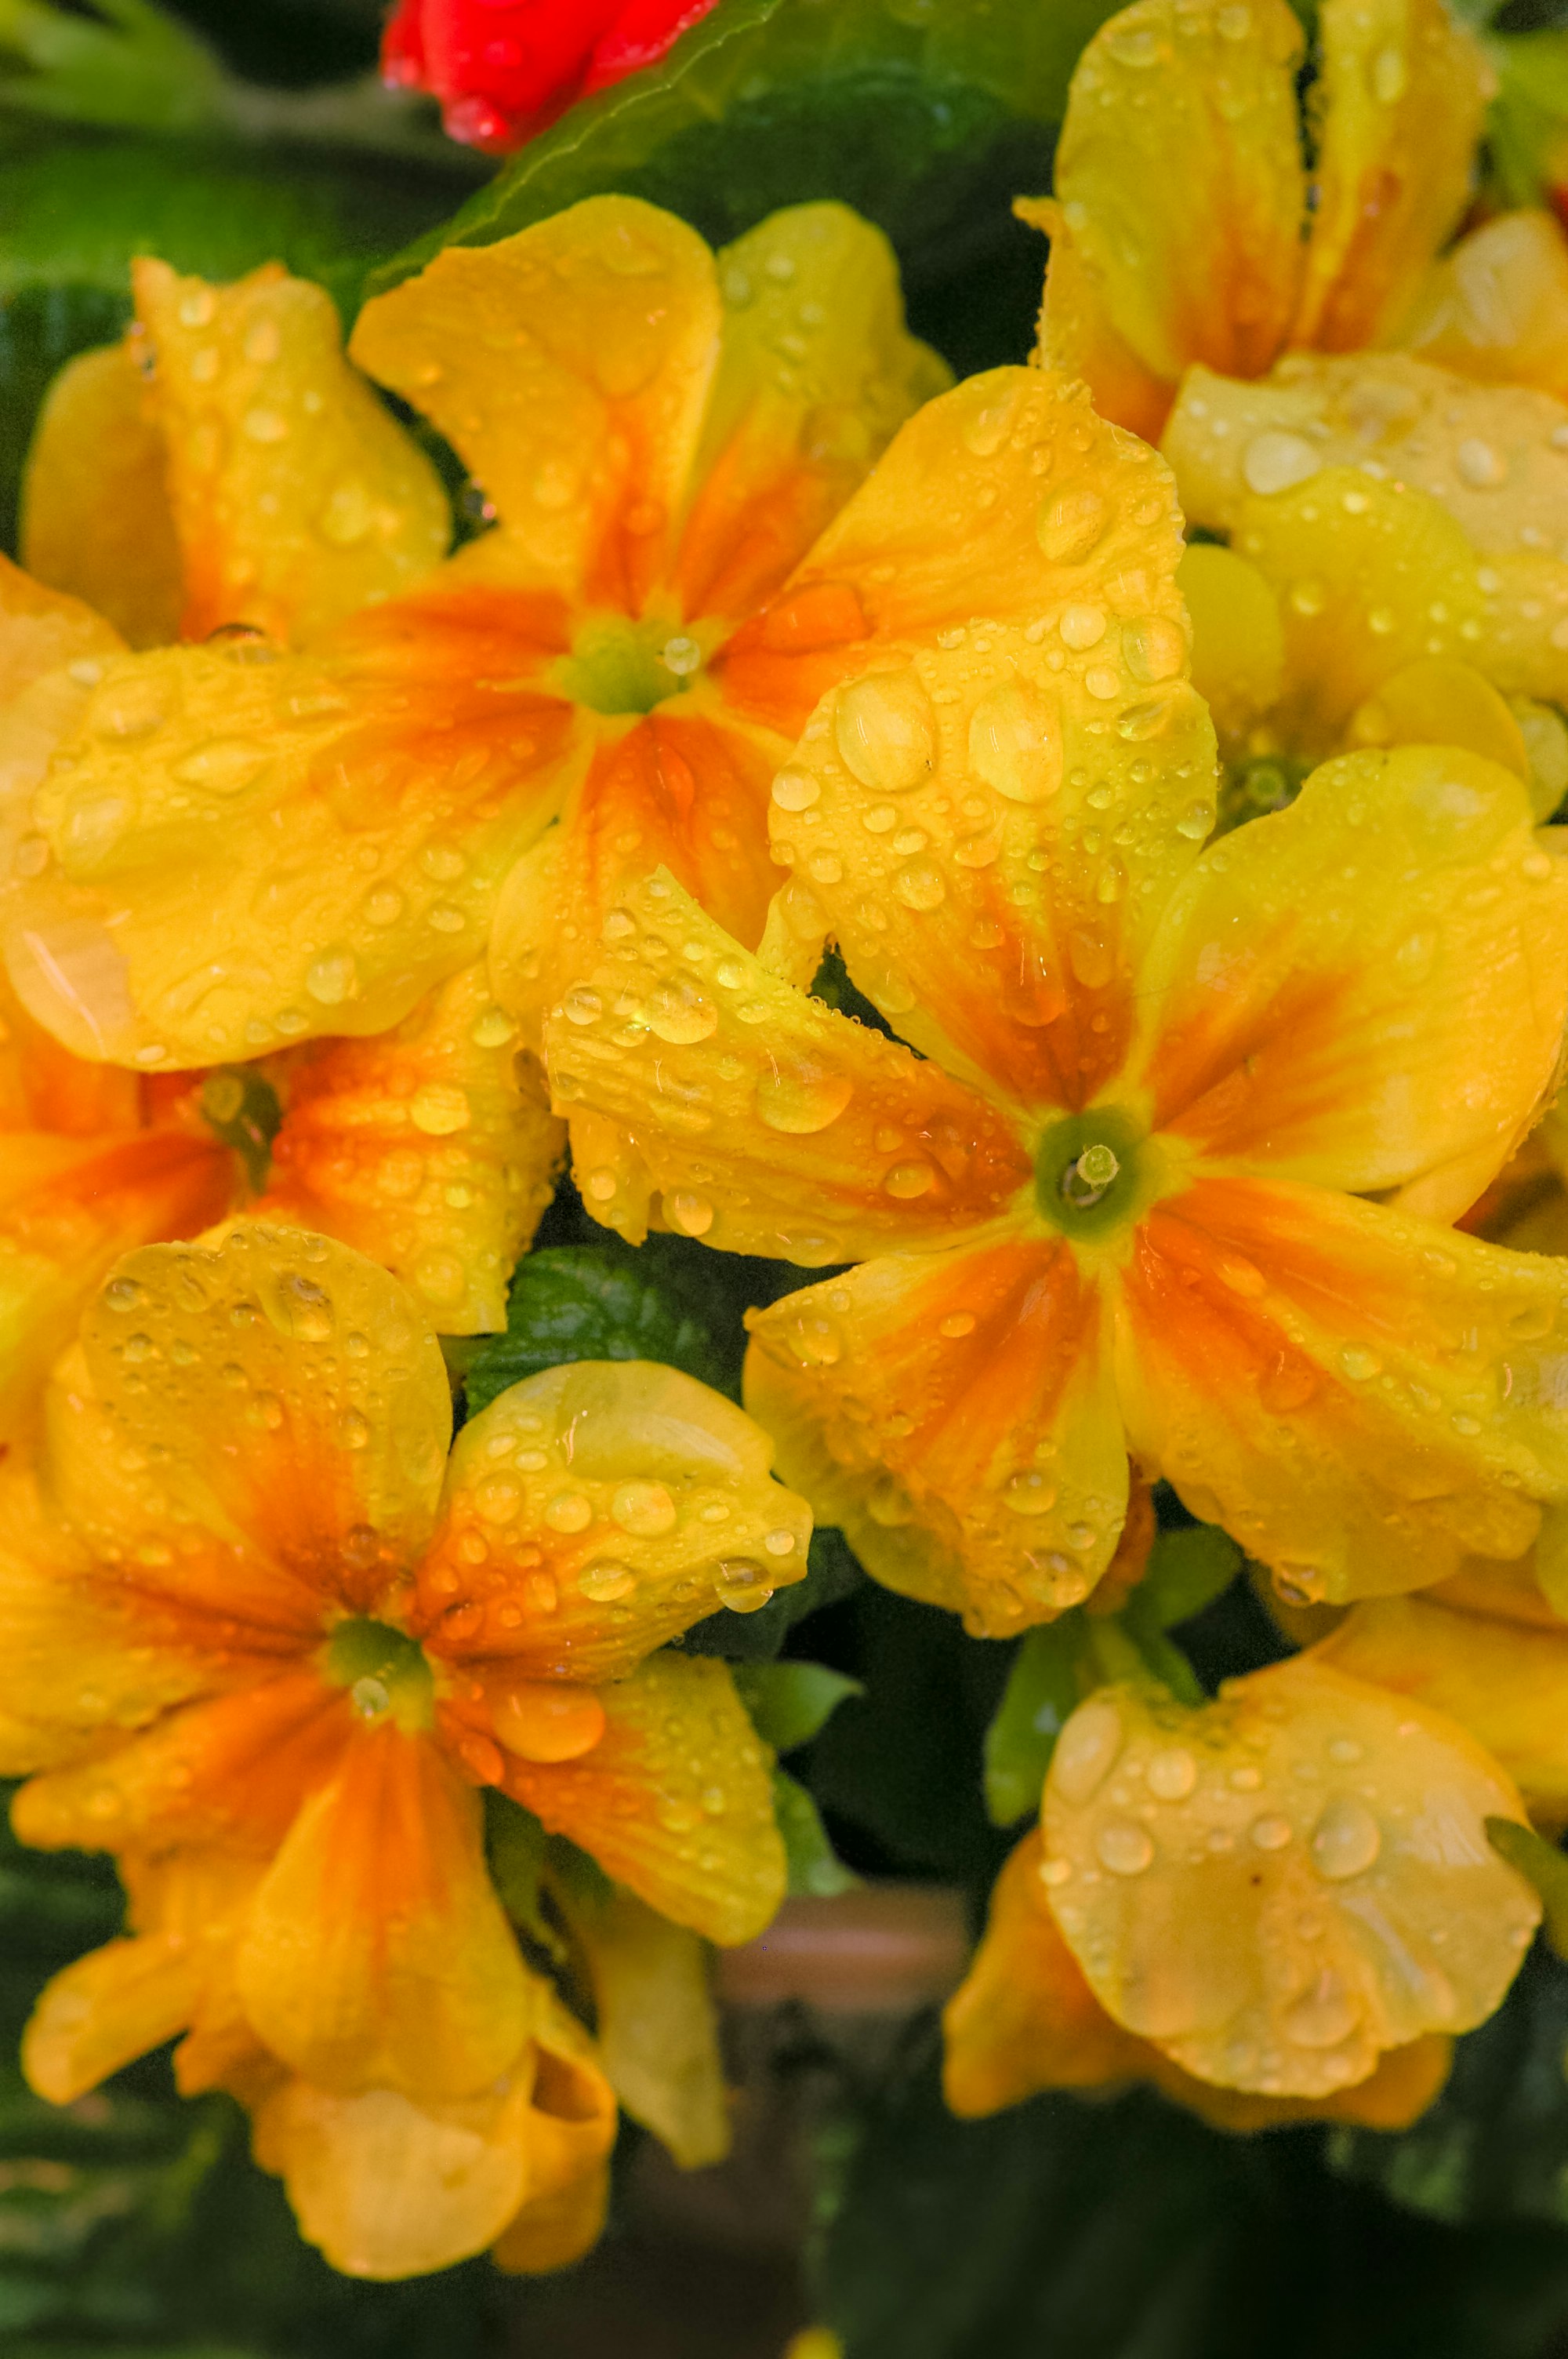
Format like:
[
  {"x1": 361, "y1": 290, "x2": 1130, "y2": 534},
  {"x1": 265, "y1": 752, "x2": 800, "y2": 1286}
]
[
  {"x1": 1338, "y1": 1344, "x2": 1382, "y2": 1382},
  {"x1": 834, "y1": 671, "x2": 935, "y2": 794},
  {"x1": 612, "y1": 1481, "x2": 677, "y2": 1538},
  {"x1": 172, "y1": 736, "x2": 267, "y2": 794},
  {"x1": 1096, "y1": 1819, "x2": 1154, "y2": 1875},
  {"x1": 1146, "y1": 1747, "x2": 1197, "y2": 1801},
  {"x1": 241, "y1": 406, "x2": 288, "y2": 445},
  {"x1": 350, "y1": 1674, "x2": 390, "y2": 1719},
  {"x1": 771, "y1": 766, "x2": 821, "y2": 812},
  {"x1": 1250, "y1": 1812, "x2": 1293, "y2": 1852},
  {"x1": 884, "y1": 1160, "x2": 935, "y2": 1198},
  {"x1": 1060, "y1": 603, "x2": 1107, "y2": 650},
  {"x1": 103, "y1": 1277, "x2": 146, "y2": 1315},
  {"x1": 1310, "y1": 1794, "x2": 1381, "y2": 1881},
  {"x1": 578, "y1": 1561, "x2": 638, "y2": 1602},
  {"x1": 1456, "y1": 437, "x2": 1507, "y2": 489},
  {"x1": 493, "y1": 1680, "x2": 607, "y2": 1763},
  {"x1": 1283, "y1": 1968, "x2": 1360, "y2": 2048},
  {"x1": 755, "y1": 1063, "x2": 853, "y2": 1134},
  {"x1": 1037, "y1": 488, "x2": 1109, "y2": 562},
  {"x1": 279, "y1": 1271, "x2": 334, "y2": 1340},
  {"x1": 410, "y1": 1083, "x2": 471, "y2": 1136},
  {"x1": 644, "y1": 980, "x2": 718, "y2": 1044},
  {"x1": 939, "y1": 1310, "x2": 977, "y2": 1339},
  {"x1": 967, "y1": 680, "x2": 1063, "y2": 804},
  {"x1": 893, "y1": 858, "x2": 946, "y2": 911},
  {"x1": 667, "y1": 1190, "x2": 715, "y2": 1237},
  {"x1": 1004, "y1": 1469, "x2": 1058, "y2": 1516},
  {"x1": 764, "y1": 1528, "x2": 798, "y2": 1558},
  {"x1": 305, "y1": 951, "x2": 357, "y2": 1007},
  {"x1": 1370, "y1": 42, "x2": 1406, "y2": 100},
  {"x1": 1243, "y1": 431, "x2": 1322, "y2": 496},
  {"x1": 319, "y1": 478, "x2": 374, "y2": 546},
  {"x1": 338, "y1": 1408, "x2": 370, "y2": 1451},
  {"x1": 714, "y1": 1558, "x2": 775, "y2": 1613},
  {"x1": 1053, "y1": 1699, "x2": 1123, "y2": 1804},
  {"x1": 662, "y1": 634, "x2": 702, "y2": 678},
  {"x1": 543, "y1": 1492, "x2": 593, "y2": 1534}
]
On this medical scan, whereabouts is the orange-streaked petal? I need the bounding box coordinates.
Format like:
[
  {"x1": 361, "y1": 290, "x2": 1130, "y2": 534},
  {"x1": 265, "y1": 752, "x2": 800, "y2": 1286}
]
[
  {"x1": 20, "y1": 343, "x2": 182, "y2": 649},
  {"x1": 1021, "y1": 198, "x2": 1173, "y2": 446},
  {"x1": 539, "y1": 869, "x2": 1032, "y2": 1262},
  {"x1": 1292, "y1": 0, "x2": 1494, "y2": 355},
  {"x1": 503, "y1": 1651, "x2": 782, "y2": 1946},
  {"x1": 0, "y1": 969, "x2": 139, "y2": 1134},
  {"x1": 133, "y1": 259, "x2": 449, "y2": 647},
  {"x1": 764, "y1": 626, "x2": 1215, "y2": 1113},
  {"x1": 1048, "y1": 0, "x2": 1304, "y2": 391},
  {"x1": 351, "y1": 197, "x2": 719, "y2": 615},
  {"x1": 237, "y1": 1722, "x2": 530, "y2": 2100},
  {"x1": 252, "y1": 2018, "x2": 616, "y2": 2281},
  {"x1": 13, "y1": 1670, "x2": 351, "y2": 1857},
  {"x1": 676, "y1": 202, "x2": 949, "y2": 621},
  {"x1": 260, "y1": 962, "x2": 561, "y2": 1335},
  {"x1": 44, "y1": 1224, "x2": 449, "y2": 1627},
  {"x1": 418, "y1": 1358, "x2": 810, "y2": 1681},
  {"x1": 1399, "y1": 210, "x2": 1568, "y2": 402},
  {"x1": 1043, "y1": 1659, "x2": 1537, "y2": 2097},
  {"x1": 745, "y1": 1236, "x2": 1130, "y2": 1637},
  {"x1": 0, "y1": 1125, "x2": 234, "y2": 1448},
  {"x1": 1116, "y1": 1174, "x2": 1568, "y2": 1602},
  {"x1": 718, "y1": 366, "x2": 1196, "y2": 753},
  {"x1": 1315, "y1": 1591, "x2": 1568, "y2": 1830},
  {"x1": 1, "y1": 587, "x2": 577, "y2": 1067},
  {"x1": 490, "y1": 705, "x2": 789, "y2": 1052},
  {"x1": 1132, "y1": 744, "x2": 1568, "y2": 1209}
]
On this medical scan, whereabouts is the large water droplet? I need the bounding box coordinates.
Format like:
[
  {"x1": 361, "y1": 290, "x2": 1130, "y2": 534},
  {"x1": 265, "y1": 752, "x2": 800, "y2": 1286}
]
[
  {"x1": 1146, "y1": 1747, "x2": 1198, "y2": 1801},
  {"x1": 834, "y1": 671, "x2": 935, "y2": 794},
  {"x1": 1096, "y1": 1819, "x2": 1154, "y2": 1875},
  {"x1": 493, "y1": 1679, "x2": 607, "y2": 1762},
  {"x1": 644, "y1": 980, "x2": 719, "y2": 1044},
  {"x1": 1310, "y1": 1794, "x2": 1381, "y2": 1881},
  {"x1": 612, "y1": 1481, "x2": 677, "y2": 1538},
  {"x1": 1283, "y1": 1968, "x2": 1360, "y2": 2048},
  {"x1": 967, "y1": 679, "x2": 1063, "y2": 805},
  {"x1": 1053, "y1": 1699, "x2": 1123, "y2": 1805},
  {"x1": 755, "y1": 1063, "x2": 854, "y2": 1134}
]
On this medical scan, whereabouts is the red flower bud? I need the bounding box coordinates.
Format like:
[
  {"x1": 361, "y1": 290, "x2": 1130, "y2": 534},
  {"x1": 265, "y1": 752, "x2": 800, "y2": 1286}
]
[{"x1": 383, "y1": 0, "x2": 721, "y2": 153}]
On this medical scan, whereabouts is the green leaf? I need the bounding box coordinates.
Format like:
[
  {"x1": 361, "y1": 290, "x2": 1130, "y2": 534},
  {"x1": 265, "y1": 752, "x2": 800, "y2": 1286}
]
[
  {"x1": 734, "y1": 1660, "x2": 862, "y2": 1754},
  {"x1": 371, "y1": 0, "x2": 1126, "y2": 301},
  {"x1": 982, "y1": 1619, "x2": 1087, "y2": 1828},
  {"x1": 774, "y1": 1770, "x2": 858, "y2": 1899},
  {"x1": 1138, "y1": 1523, "x2": 1244, "y2": 1630},
  {"x1": 819, "y1": 2029, "x2": 1568, "y2": 2359},
  {"x1": 0, "y1": 0, "x2": 230, "y2": 136},
  {"x1": 1485, "y1": 31, "x2": 1568, "y2": 210},
  {"x1": 682, "y1": 1524, "x2": 866, "y2": 1663},
  {"x1": 198, "y1": 1068, "x2": 280, "y2": 1197},
  {"x1": 1486, "y1": 1819, "x2": 1568, "y2": 1960}
]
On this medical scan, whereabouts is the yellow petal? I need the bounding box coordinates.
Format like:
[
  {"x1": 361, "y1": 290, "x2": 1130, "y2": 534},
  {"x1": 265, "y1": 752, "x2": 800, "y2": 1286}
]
[
  {"x1": 418, "y1": 1358, "x2": 811, "y2": 1681},
  {"x1": 561, "y1": 1884, "x2": 728, "y2": 2168},
  {"x1": 1042, "y1": 1659, "x2": 1539, "y2": 2098},
  {"x1": 2, "y1": 595, "x2": 576, "y2": 1066},
  {"x1": 1316, "y1": 1590, "x2": 1568, "y2": 1830},
  {"x1": 132, "y1": 259, "x2": 448, "y2": 647},
  {"x1": 1116, "y1": 1174, "x2": 1568, "y2": 1602},
  {"x1": 23, "y1": 1929, "x2": 208, "y2": 2103},
  {"x1": 1049, "y1": 0, "x2": 1304, "y2": 396},
  {"x1": 260, "y1": 962, "x2": 561, "y2": 1334},
  {"x1": 490, "y1": 2157, "x2": 611, "y2": 2275},
  {"x1": 1399, "y1": 210, "x2": 1568, "y2": 402},
  {"x1": 0, "y1": 968, "x2": 138, "y2": 1134},
  {"x1": 1132, "y1": 744, "x2": 1568, "y2": 1208},
  {"x1": 677, "y1": 202, "x2": 949, "y2": 621},
  {"x1": 1293, "y1": 0, "x2": 1494, "y2": 354},
  {"x1": 1021, "y1": 198, "x2": 1173, "y2": 445},
  {"x1": 1177, "y1": 541, "x2": 1285, "y2": 750},
  {"x1": 237, "y1": 1722, "x2": 531, "y2": 2100},
  {"x1": 1344, "y1": 657, "x2": 1530, "y2": 786},
  {"x1": 44, "y1": 1223, "x2": 449, "y2": 1625},
  {"x1": 20, "y1": 342, "x2": 182, "y2": 649},
  {"x1": 351, "y1": 197, "x2": 719, "y2": 612},
  {"x1": 746, "y1": 1238, "x2": 1131, "y2": 1637},
  {"x1": 0, "y1": 547, "x2": 125, "y2": 716},
  {"x1": 539, "y1": 869, "x2": 1032, "y2": 1263},
  {"x1": 503, "y1": 1652, "x2": 784, "y2": 1945}
]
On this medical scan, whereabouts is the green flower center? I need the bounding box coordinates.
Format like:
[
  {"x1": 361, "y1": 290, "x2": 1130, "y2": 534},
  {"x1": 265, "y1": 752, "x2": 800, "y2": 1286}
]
[
  {"x1": 323, "y1": 1614, "x2": 434, "y2": 1732},
  {"x1": 1035, "y1": 1106, "x2": 1149, "y2": 1239},
  {"x1": 555, "y1": 614, "x2": 706, "y2": 716}
]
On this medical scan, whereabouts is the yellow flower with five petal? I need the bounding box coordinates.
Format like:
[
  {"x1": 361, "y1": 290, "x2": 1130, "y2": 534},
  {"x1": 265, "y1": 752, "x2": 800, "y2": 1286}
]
[
  {"x1": 532, "y1": 362, "x2": 1568, "y2": 1637},
  {"x1": 0, "y1": 1221, "x2": 811, "y2": 2275}
]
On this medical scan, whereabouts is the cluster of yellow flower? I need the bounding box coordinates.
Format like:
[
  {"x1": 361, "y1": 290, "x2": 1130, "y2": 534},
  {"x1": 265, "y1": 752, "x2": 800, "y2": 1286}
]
[{"x1": 3, "y1": 0, "x2": 1568, "y2": 2285}]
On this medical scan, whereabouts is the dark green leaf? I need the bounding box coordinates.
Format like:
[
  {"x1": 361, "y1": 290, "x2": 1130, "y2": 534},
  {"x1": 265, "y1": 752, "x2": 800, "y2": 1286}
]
[
  {"x1": 372, "y1": 0, "x2": 1127, "y2": 306},
  {"x1": 1139, "y1": 1524, "x2": 1245, "y2": 1631},
  {"x1": 982, "y1": 1619, "x2": 1087, "y2": 1828},
  {"x1": 198, "y1": 1068, "x2": 280, "y2": 1197},
  {"x1": 684, "y1": 1523, "x2": 866, "y2": 1662},
  {"x1": 774, "y1": 1770, "x2": 858, "y2": 1899},
  {"x1": 735, "y1": 1660, "x2": 862, "y2": 1754}
]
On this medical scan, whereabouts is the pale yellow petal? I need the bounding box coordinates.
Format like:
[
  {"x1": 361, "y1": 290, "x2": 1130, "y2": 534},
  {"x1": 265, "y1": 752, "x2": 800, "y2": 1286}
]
[{"x1": 20, "y1": 343, "x2": 182, "y2": 649}]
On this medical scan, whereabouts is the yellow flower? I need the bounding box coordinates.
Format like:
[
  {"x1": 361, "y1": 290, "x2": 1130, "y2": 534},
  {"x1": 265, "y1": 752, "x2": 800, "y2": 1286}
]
[
  {"x1": 0, "y1": 1221, "x2": 811, "y2": 2270},
  {"x1": 534, "y1": 362, "x2": 1568, "y2": 1635},
  {"x1": 2, "y1": 194, "x2": 942, "y2": 1078}
]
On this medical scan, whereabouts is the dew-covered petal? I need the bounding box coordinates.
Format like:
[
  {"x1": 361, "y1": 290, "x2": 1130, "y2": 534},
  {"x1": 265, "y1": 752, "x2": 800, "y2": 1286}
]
[
  {"x1": 1316, "y1": 1591, "x2": 1568, "y2": 1831},
  {"x1": 237, "y1": 1721, "x2": 531, "y2": 2100},
  {"x1": 1292, "y1": 0, "x2": 1494, "y2": 355},
  {"x1": 1042, "y1": 1659, "x2": 1539, "y2": 2099},
  {"x1": 20, "y1": 341, "x2": 183, "y2": 649},
  {"x1": 260, "y1": 962, "x2": 561, "y2": 1336},
  {"x1": 252, "y1": 2011, "x2": 616, "y2": 2281},
  {"x1": 1021, "y1": 198, "x2": 1174, "y2": 447},
  {"x1": 12, "y1": 1671, "x2": 351, "y2": 1858},
  {"x1": 0, "y1": 1125, "x2": 234, "y2": 1450},
  {"x1": 746, "y1": 1237, "x2": 1131, "y2": 1637},
  {"x1": 489, "y1": 704, "x2": 789, "y2": 1053},
  {"x1": 133, "y1": 259, "x2": 449, "y2": 647},
  {"x1": 43, "y1": 1223, "x2": 450, "y2": 1625},
  {"x1": 1047, "y1": 0, "x2": 1305, "y2": 399},
  {"x1": 676, "y1": 202, "x2": 949, "y2": 621},
  {"x1": 416, "y1": 1358, "x2": 810, "y2": 1681},
  {"x1": 1116, "y1": 1175, "x2": 1568, "y2": 1603},
  {"x1": 502, "y1": 1651, "x2": 783, "y2": 1946},
  {"x1": 766, "y1": 618, "x2": 1218, "y2": 1107},
  {"x1": 351, "y1": 197, "x2": 719, "y2": 614},
  {"x1": 0, "y1": 586, "x2": 577, "y2": 1067},
  {"x1": 1133, "y1": 745, "x2": 1568, "y2": 1207},
  {"x1": 1399, "y1": 210, "x2": 1568, "y2": 402},
  {"x1": 720, "y1": 365, "x2": 1201, "y2": 772},
  {"x1": 539, "y1": 870, "x2": 1032, "y2": 1262}
]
